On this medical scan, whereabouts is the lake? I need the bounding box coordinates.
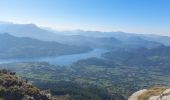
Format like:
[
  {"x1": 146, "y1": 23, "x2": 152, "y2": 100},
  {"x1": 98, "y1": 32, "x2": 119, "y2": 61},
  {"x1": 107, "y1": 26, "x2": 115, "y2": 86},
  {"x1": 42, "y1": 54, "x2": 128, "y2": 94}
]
[{"x1": 0, "y1": 49, "x2": 107, "y2": 66}]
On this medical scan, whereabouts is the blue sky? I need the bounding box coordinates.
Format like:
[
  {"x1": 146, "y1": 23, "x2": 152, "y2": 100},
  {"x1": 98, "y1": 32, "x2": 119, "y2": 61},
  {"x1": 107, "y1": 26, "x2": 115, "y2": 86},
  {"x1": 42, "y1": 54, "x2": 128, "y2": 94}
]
[{"x1": 0, "y1": 0, "x2": 170, "y2": 35}]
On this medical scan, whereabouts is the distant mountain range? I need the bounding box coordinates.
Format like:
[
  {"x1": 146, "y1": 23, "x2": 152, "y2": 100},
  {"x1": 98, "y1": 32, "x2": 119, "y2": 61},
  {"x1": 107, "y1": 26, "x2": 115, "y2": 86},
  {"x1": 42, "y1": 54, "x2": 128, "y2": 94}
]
[
  {"x1": 0, "y1": 22, "x2": 165, "y2": 48},
  {"x1": 0, "y1": 21, "x2": 169, "y2": 59},
  {"x1": 0, "y1": 33, "x2": 91, "y2": 59}
]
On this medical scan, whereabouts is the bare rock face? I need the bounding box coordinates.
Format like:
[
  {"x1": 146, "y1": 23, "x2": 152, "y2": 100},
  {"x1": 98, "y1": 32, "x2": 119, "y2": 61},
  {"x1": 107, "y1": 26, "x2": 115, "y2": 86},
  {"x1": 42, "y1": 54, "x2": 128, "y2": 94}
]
[
  {"x1": 149, "y1": 88, "x2": 170, "y2": 100},
  {"x1": 128, "y1": 89, "x2": 147, "y2": 100},
  {"x1": 128, "y1": 87, "x2": 170, "y2": 100}
]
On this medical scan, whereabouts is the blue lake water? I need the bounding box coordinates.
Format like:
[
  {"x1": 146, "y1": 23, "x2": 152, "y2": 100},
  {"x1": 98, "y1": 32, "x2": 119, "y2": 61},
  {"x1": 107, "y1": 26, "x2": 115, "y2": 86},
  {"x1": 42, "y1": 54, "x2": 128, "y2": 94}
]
[{"x1": 0, "y1": 49, "x2": 107, "y2": 66}]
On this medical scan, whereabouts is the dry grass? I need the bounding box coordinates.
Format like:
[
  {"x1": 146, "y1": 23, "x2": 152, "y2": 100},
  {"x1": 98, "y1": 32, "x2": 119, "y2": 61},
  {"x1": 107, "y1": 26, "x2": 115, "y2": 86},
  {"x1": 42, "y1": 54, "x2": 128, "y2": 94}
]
[{"x1": 138, "y1": 87, "x2": 167, "y2": 100}]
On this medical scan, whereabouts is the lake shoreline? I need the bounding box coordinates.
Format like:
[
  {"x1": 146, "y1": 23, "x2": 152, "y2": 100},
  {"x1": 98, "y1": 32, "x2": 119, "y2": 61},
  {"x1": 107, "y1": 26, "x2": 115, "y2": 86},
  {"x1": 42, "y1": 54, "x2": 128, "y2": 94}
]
[{"x1": 0, "y1": 48, "x2": 108, "y2": 66}]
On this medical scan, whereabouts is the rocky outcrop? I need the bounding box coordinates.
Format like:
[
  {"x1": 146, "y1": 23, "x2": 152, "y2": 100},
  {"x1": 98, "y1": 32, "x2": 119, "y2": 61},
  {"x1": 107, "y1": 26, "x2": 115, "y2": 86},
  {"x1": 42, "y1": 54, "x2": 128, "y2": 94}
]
[
  {"x1": 128, "y1": 89, "x2": 147, "y2": 100},
  {"x1": 0, "y1": 69, "x2": 62, "y2": 100},
  {"x1": 149, "y1": 88, "x2": 170, "y2": 100},
  {"x1": 128, "y1": 87, "x2": 170, "y2": 100}
]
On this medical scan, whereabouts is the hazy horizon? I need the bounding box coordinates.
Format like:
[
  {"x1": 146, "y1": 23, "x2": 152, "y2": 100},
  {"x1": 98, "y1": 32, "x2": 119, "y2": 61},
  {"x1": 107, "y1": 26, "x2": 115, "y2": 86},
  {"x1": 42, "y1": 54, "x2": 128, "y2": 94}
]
[
  {"x1": 1, "y1": 20, "x2": 170, "y2": 37},
  {"x1": 0, "y1": 0, "x2": 170, "y2": 36}
]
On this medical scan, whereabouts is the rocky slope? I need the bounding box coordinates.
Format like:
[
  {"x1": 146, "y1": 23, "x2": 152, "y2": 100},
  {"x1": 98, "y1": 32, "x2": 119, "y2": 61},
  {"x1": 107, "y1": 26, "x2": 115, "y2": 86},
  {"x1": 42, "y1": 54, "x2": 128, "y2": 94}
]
[
  {"x1": 128, "y1": 87, "x2": 170, "y2": 100},
  {"x1": 0, "y1": 69, "x2": 68, "y2": 100}
]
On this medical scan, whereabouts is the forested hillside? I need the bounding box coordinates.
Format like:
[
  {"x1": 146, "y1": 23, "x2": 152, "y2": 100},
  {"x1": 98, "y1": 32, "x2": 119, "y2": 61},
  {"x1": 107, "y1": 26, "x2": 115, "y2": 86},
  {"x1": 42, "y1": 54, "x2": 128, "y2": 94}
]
[
  {"x1": 0, "y1": 33, "x2": 91, "y2": 59},
  {"x1": 2, "y1": 45, "x2": 170, "y2": 99}
]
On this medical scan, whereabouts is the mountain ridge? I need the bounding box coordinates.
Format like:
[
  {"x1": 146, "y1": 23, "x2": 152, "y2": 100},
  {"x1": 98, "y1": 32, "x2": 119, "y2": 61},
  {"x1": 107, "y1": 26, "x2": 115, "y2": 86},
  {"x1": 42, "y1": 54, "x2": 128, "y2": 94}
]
[
  {"x1": 0, "y1": 22, "x2": 169, "y2": 46},
  {"x1": 0, "y1": 33, "x2": 92, "y2": 59}
]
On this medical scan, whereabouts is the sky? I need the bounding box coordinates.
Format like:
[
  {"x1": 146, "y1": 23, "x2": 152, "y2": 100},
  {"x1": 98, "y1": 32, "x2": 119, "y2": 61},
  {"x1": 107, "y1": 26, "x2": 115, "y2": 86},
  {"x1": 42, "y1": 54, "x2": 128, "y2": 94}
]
[{"x1": 0, "y1": 0, "x2": 170, "y2": 35}]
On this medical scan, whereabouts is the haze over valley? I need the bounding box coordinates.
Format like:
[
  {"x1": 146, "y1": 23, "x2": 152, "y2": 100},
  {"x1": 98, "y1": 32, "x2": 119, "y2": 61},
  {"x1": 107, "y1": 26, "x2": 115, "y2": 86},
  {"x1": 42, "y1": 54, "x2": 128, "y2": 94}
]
[{"x1": 0, "y1": 0, "x2": 170, "y2": 100}]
